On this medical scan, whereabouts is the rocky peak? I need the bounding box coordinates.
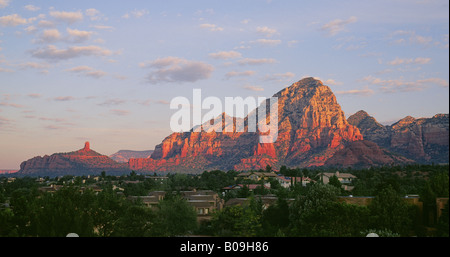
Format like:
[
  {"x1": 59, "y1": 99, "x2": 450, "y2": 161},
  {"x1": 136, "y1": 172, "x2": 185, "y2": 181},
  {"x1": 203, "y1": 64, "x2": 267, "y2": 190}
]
[
  {"x1": 84, "y1": 141, "x2": 90, "y2": 151},
  {"x1": 273, "y1": 77, "x2": 352, "y2": 130},
  {"x1": 347, "y1": 110, "x2": 370, "y2": 124},
  {"x1": 348, "y1": 110, "x2": 384, "y2": 131},
  {"x1": 17, "y1": 141, "x2": 128, "y2": 177},
  {"x1": 433, "y1": 113, "x2": 448, "y2": 119},
  {"x1": 349, "y1": 110, "x2": 449, "y2": 164},
  {"x1": 392, "y1": 116, "x2": 416, "y2": 130}
]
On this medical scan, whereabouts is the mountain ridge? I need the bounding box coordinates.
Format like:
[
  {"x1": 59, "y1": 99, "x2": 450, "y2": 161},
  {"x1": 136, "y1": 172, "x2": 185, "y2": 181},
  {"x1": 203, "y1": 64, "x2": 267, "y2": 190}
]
[
  {"x1": 348, "y1": 111, "x2": 449, "y2": 164},
  {"x1": 15, "y1": 78, "x2": 449, "y2": 176}
]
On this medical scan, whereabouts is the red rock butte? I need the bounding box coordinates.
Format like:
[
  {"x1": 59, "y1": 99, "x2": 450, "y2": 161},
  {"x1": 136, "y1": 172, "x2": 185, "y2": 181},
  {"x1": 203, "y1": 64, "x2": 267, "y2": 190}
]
[
  {"x1": 129, "y1": 77, "x2": 365, "y2": 173},
  {"x1": 84, "y1": 141, "x2": 90, "y2": 151}
]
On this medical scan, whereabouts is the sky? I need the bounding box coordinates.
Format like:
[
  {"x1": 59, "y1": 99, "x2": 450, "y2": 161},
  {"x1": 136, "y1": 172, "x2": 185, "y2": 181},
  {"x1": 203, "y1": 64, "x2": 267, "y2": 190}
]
[{"x1": 0, "y1": 0, "x2": 448, "y2": 169}]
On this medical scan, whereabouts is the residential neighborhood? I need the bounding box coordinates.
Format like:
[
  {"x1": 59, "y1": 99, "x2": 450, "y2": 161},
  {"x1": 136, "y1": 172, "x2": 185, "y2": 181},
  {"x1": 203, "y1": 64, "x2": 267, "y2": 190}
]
[{"x1": 0, "y1": 164, "x2": 448, "y2": 237}]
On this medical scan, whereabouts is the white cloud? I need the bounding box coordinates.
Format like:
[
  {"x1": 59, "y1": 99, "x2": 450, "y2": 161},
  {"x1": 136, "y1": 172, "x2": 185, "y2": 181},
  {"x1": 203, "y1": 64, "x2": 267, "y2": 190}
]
[
  {"x1": 390, "y1": 30, "x2": 433, "y2": 46},
  {"x1": 66, "y1": 28, "x2": 94, "y2": 43},
  {"x1": 28, "y1": 93, "x2": 42, "y2": 98},
  {"x1": 336, "y1": 87, "x2": 374, "y2": 96},
  {"x1": 24, "y1": 5, "x2": 40, "y2": 11},
  {"x1": 85, "y1": 8, "x2": 100, "y2": 20},
  {"x1": 362, "y1": 75, "x2": 448, "y2": 93},
  {"x1": 417, "y1": 78, "x2": 449, "y2": 87},
  {"x1": 0, "y1": 14, "x2": 29, "y2": 26},
  {"x1": 225, "y1": 70, "x2": 256, "y2": 79},
  {"x1": 49, "y1": 11, "x2": 83, "y2": 24},
  {"x1": 323, "y1": 79, "x2": 343, "y2": 86},
  {"x1": 264, "y1": 72, "x2": 295, "y2": 81},
  {"x1": 387, "y1": 57, "x2": 431, "y2": 66},
  {"x1": 209, "y1": 51, "x2": 242, "y2": 60},
  {"x1": 256, "y1": 26, "x2": 277, "y2": 37},
  {"x1": 98, "y1": 99, "x2": 126, "y2": 106},
  {"x1": 37, "y1": 20, "x2": 55, "y2": 28},
  {"x1": 34, "y1": 29, "x2": 62, "y2": 43},
  {"x1": 321, "y1": 16, "x2": 357, "y2": 36},
  {"x1": 19, "y1": 62, "x2": 50, "y2": 71},
  {"x1": 24, "y1": 25, "x2": 38, "y2": 34},
  {"x1": 244, "y1": 85, "x2": 264, "y2": 91},
  {"x1": 0, "y1": 67, "x2": 14, "y2": 73},
  {"x1": 143, "y1": 57, "x2": 214, "y2": 84},
  {"x1": 0, "y1": 0, "x2": 9, "y2": 9},
  {"x1": 90, "y1": 25, "x2": 115, "y2": 31},
  {"x1": 238, "y1": 58, "x2": 277, "y2": 66},
  {"x1": 123, "y1": 9, "x2": 149, "y2": 19},
  {"x1": 54, "y1": 96, "x2": 75, "y2": 101},
  {"x1": 31, "y1": 45, "x2": 113, "y2": 61},
  {"x1": 200, "y1": 23, "x2": 224, "y2": 32},
  {"x1": 110, "y1": 109, "x2": 129, "y2": 116},
  {"x1": 66, "y1": 65, "x2": 107, "y2": 79},
  {"x1": 250, "y1": 39, "x2": 282, "y2": 46},
  {"x1": 287, "y1": 40, "x2": 299, "y2": 47}
]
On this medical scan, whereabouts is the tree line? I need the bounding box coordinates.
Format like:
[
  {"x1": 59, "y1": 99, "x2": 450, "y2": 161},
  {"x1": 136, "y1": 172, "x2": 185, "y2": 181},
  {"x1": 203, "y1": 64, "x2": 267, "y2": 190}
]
[{"x1": 0, "y1": 164, "x2": 448, "y2": 237}]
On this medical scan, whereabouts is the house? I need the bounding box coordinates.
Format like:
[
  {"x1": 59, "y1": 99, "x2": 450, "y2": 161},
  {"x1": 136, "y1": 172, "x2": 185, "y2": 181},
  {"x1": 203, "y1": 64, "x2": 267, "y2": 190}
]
[
  {"x1": 180, "y1": 190, "x2": 224, "y2": 222},
  {"x1": 128, "y1": 195, "x2": 161, "y2": 210},
  {"x1": 127, "y1": 191, "x2": 166, "y2": 210},
  {"x1": 128, "y1": 189, "x2": 223, "y2": 222},
  {"x1": 223, "y1": 183, "x2": 271, "y2": 193},
  {"x1": 236, "y1": 172, "x2": 278, "y2": 181},
  {"x1": 38, "y1": 184, "x2": 63, "y2": 193},
  {"x1": 275, "y1": 175, "x2": 312, "y2": 188},
  {"x1": 322, "y1": 171, "x2": 356, "y2": 185},
  {"x1": 144, "y1": 176, "x2": 168, "y2": 182}
]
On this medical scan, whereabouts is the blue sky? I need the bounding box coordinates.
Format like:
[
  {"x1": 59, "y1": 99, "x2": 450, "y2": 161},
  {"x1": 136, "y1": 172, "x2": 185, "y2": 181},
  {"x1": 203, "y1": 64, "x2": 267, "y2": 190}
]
[{"x1": 0, "y1": 0, "x2": 448, "y2": 169}]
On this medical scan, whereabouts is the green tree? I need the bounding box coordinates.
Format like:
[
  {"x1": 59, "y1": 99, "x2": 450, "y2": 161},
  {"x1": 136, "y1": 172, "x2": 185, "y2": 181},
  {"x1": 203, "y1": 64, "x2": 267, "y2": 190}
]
[
  {"x1": 152, "y1": 195, "x2": 197, "y2": 236},
  {"x1": 289, "y1": 183, "x2": 365, "y2": 236},
  {"x1": 261, "y1": 198, "x2": 290, "y2": 236},
  {"x1": 34, "y1": 186, "x2": 96, "y2": 237},
  {"x1": 210, "y1": 198, "x2": 262, "y2": 237},
  {"x1": 368, "y1": 186, "x2": 414, "y2": 236},
  {"x1": 9, "y1": 188, "x2": 38, "y2": 236},
  {"x1": 328, "y1": 175, "x2": 342, "y2": 190},
  {"x1": 113, "y1": 204, "x2": 156, "y2": 237},
  {"x1": 92, "y1": 186, "x2": 127, "y2": 237},
  {"x1": 0, "y1": 208, "x2": 17, "y2": 236}
]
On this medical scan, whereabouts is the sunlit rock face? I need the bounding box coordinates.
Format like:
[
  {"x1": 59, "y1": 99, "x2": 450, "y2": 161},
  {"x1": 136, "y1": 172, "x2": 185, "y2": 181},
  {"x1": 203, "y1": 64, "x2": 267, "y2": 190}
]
[
  {"x1": 130, "y1": 77, "x2": 366, "y2": 173},
  {"x1": 18, "y1": 142, "x2": 129, "y2": 177},
  {"x1": 348, "y1": 111, "x2": 449, "y2": 164}
]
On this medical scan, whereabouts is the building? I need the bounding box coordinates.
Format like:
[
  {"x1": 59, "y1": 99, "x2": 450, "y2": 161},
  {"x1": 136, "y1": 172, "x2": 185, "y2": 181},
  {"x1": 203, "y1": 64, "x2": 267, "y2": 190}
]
[
  {"x1": 128, "y1": 189, "x2": 223, "y2": 222},
  {"x1": 222, "y1": 184, "x2": 271, "y2": 193},
  {"x1": 322, "y1": 171, "x2": 356, "y2": 185},
  {"x1": 127, "y1": 191, "x2": 166, "y2": 210},
  {"x1": 275, "y1": 175, "x2": 312, "y2": 188},
  {"x1": 236, "y1": 172, "x2": 278, "y2": 181},
  {"x1": 180, "y1": 190, "x2": 224, "y2": 222}
]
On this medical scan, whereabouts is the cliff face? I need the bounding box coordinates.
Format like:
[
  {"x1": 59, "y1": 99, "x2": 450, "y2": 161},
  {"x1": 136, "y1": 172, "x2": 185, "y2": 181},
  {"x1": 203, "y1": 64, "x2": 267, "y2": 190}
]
[
  {"x1": 130, "y1": 77, "x2": 364, "y2": 173},
  {"x1": 348, "y1": 111, "x2": 449, "y2": 164},
  {"x1": 18, "y1": 142, "x2": 129, "y2": 177},
  {"x1": 324, "y1": 140, "x2": 415, "y2": 168},
  {"x1": 16, "y1": 78, "x2": 439, "y2": 176}
]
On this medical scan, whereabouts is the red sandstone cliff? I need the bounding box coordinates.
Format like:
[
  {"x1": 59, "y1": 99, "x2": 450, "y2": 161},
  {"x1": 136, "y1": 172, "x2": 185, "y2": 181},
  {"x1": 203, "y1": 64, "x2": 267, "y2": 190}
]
[
  {"x1": 348, "y1": 111, "x2": 449, "y2": 164},
  {"x1": 18, "y1": 142, "x2": 129, "y2": 176},
  {"x1": 130, "y1": 77, "x2": 366, "y2": 173}
]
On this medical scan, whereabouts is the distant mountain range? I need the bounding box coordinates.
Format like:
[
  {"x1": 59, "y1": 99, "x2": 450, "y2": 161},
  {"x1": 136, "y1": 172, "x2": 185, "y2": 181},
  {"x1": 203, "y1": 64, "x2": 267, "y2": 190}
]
[
  {"x1": 109, "y1": 150, "x2": 154, "y2": 163},
  {"x1": 15, "y1": 78, "x2": 449, "y2": 177},
  {"x1": 17, "y1": 142, "x2": 129, "y2": 177}
]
